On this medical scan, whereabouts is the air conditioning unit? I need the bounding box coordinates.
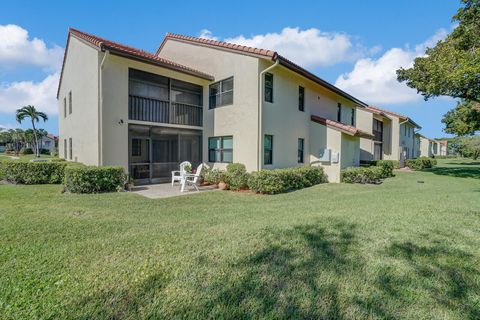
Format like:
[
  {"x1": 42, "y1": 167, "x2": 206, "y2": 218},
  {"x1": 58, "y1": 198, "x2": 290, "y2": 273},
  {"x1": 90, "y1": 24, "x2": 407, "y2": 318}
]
[
  {"x1": 318, "y1": 148, "x2": 331, "y2": 162},
  {"x1": 331, "y1": 152, "x2": 339, "y2": 163}
]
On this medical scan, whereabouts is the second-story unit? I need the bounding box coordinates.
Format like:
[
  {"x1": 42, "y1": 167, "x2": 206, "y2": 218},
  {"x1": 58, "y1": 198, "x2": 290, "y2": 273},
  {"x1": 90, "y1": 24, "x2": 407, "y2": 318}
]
[
  {"x1": 58, "y1": 28, "x2": 375, "y2": 184},
  {"x1": 357, "y1": 106, "x2": 421, "y2": 163}
]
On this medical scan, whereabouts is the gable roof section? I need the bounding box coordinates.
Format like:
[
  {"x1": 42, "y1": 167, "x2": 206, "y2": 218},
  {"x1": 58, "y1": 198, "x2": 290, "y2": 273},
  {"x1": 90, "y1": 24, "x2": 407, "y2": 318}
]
[
  {"x1": 56, "y1": 28, "x2": 214, "y2": 98},
  {"x1": 157, "y1": 33, "x2": 368, "y2": 107},
  {"x1": 311, "y1": 115, "x2": 374, "y2": 139},
  {"x1": 366, "y1": 105, "x2": 421, "y2": 129}
]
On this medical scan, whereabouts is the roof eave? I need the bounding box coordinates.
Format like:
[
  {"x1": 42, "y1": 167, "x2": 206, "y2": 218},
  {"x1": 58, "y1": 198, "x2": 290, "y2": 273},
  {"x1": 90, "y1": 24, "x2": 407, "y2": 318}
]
[
  {"x1": 276, "y1": 56, "x2": 368, "y2": 107},
  {"x1": 102, "y1": 45, "x2": 214, "y2": 81}
]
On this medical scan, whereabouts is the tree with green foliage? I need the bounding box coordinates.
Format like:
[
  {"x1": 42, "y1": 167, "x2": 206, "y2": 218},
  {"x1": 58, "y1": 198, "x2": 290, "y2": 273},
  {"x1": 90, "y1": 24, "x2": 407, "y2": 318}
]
[
  {"x1": 397, "y1": 0, "x2": 480, "y2": 135},
  {"x1": 442, "y1": 100, "x2": 480, "y2": 135},
  {"x1": 15, "y1": 105, "x2": 48, "y2": 157},
  {"x1": 397, "y1": 0, "x2": 480, "y2": 103}
]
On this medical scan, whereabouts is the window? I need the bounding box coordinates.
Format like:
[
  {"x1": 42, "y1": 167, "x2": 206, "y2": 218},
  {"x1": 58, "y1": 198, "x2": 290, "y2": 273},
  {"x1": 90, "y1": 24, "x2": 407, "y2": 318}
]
[
  {"x1": 209, "y1": 77, "x2": 233, "y2": 108},
  {"x1": 264, "y1": 135, "x2": 273, "y2": 165},
  {"x1": 337, "y1": 103, "x2": 342, "y2": 122},
  {"x1": 351, "y1": 108, "x2": 355, "y2": 126},
  {"x1": 63, "y1": 97, "x2": 67, "y2": 118},
  {"x1": 208, "y1": 136, "x2": 233, "y2": 163},
  {"x1": 264, "y1": 73, "x2": 273, "y2": 103},
  {"x1": 298, "y1": 138, "x2": 304, "y2": 163},
  {"x1": 298, "y1": 86, "x2": 305, "y2": 111},
  {"x1": 132, "y1": 138, "x2": 142, "y2": 157},
  {"x1": 68, "y1": 91, "x2": 72, "y2": 114},
  {"x1": 68, "y1": 138, "x2": 72, "y2": 160},
  {"x1": 64, "y1": 139, "x2": 67, "y2": 158},
  {"x1": 373, "y1": 119, "x2": 383, "y2": 142}
]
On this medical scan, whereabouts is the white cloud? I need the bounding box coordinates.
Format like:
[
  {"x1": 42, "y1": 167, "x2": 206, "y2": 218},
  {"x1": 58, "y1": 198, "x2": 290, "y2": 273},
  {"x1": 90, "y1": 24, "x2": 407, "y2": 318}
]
[
  {"x1": 198, "y1": 29, "x2": 218, "y2": 41},
  {"x1": 335, "y1": 29, "x2": 448, "y2": 105},
  {"x1": 0, "y1": 72, "x2": 59, "y2": 114},
  {"x1": 0, "y1": 24, "x2": 63, "y2": 71},
  {"x1": 202, "y1": 27, "x2": 372, "y2": 68}
]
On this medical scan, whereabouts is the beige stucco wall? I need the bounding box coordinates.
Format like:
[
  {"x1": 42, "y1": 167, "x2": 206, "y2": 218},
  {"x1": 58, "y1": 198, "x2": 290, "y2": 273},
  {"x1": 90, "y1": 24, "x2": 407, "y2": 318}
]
[
  {"x1": 384, "y1": 116, "x2": 400, "y2": 161},
  {"x1": 357, "y1": 108, "x2": 373, "y2": 161},
  {"x1": 100, "y1": 54, "x2": 210, "y2": 171},
  {"x1": 58, "y1": 36, "x2": 100, "y2": 165},
  {"x1": 399, "y1": 122, "x2": 416, "y2": 159},
  {"x1": 158, "y1": 39, "x2": 261, "y2": 171},
  {"x1": 309, "y1": 122, "x2": 343, "y2": 182}
]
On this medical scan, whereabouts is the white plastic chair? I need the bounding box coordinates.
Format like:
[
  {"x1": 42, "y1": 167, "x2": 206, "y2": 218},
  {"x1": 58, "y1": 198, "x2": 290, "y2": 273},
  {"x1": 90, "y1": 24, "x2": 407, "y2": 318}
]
[
  {"x1": 171, "y1": 161, "x2": 191, "y2": 186},
  {"x1": 180, "y1": 163, "x2": 204, "y2": 192}
]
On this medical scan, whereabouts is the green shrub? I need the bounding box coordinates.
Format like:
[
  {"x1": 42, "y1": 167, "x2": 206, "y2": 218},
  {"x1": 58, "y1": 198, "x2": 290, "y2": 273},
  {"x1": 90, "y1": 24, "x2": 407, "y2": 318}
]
[
  {"x1": 341, "y1": 166, "x2": 384, "y2": 184},
  {"x1": 21, "y1": 148, "x2": 33, "y2": 155},
  {"x1": 50, "y1": 158, "x2": 66, "y2": 162},
  {"x1": 202, "y1": 168, "x2": 225, "y2": 185},
  {"x1": 0, "y1": 161, "x2": 67, "y2": 184},
  {"x1": 248, "y1": 166, "x2": 326, "y2": 194},
  {"x1": 224, "y1": 163, "x2": 249, "y2": 190},
  {"x1": 406, "y1": 157, "x2": 437, "y2": 170},
  {"x1": 370, "y1": 159, "x2": 400, "y2": 169},
  {"x1": 40, "y1": 148, "x2": 50, "y2": 155},
  {"x1": 64, "y1": 166, "x2": 126, "y2": 193},
  {"x1": 375, "y1": 160, "x2": 395, "y2": 178}
]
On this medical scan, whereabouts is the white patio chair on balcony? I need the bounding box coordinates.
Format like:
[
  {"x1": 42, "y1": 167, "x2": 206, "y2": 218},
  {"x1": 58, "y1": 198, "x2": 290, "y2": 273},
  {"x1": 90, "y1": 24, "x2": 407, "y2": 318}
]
[
  {"x1": 171, "y1": 161, "x2": 191, "y2": 186},
  {"x1": 180, "y1": 163, "x2": 204, "y2": 192}
]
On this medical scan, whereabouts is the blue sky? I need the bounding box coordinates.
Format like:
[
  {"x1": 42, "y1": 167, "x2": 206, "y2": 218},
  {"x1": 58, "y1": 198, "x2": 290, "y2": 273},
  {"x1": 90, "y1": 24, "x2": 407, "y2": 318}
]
[{"x1": 0, "y1": 0, "x2": 460, "y2": 138}]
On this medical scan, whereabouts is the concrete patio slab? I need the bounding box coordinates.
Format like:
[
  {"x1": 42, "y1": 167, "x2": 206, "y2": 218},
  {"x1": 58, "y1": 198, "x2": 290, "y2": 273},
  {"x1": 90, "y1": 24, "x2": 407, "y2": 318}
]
[{"x1": 130, "y1": 183, "x2": 218, "y2": 199}]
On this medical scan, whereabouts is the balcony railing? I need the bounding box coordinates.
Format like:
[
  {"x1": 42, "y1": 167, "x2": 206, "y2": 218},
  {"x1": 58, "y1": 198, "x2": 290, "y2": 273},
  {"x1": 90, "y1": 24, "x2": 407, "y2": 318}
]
[{"x1": 129, "y1": 95, "x2": 203, "y2": 127}]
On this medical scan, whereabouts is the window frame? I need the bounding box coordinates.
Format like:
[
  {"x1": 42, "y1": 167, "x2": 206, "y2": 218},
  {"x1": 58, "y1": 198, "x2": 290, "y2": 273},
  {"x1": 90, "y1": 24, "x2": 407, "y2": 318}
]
[
  {"x1": 351, "y1": 107, "x2": 355, "y2": 126},
  {"x1": 63, "y1": 97, "x2": 67, "y2": 118},
  {"x1": 131, "y1": 138, "x2": 142, "y2": 157},
  {"x1": 64, "y1": 139, "x2": 67, "y2": 159},
  {"x1": 68, "y1": 137, "x2": 72, "y2": 160},
  {"x1": 264, "y1": 134, "x2": 273, "y2": 165},
  {"x1": 264, "y1": 73, "x2": 273, "y2": 103},
  {"x1": 209, "y1": 77, "x2": 234, "y2": 109},
  {"x1": 298, "y1": 86, "x2": 305, "y2": 112},
  {"x1": 298, "y1": 138, "x2": 304, "y2": 163},
  {"x1": 68, "y1": 91, "x2": 72, "y2": 114},
  {"x1": 337, "y1": 103, "x2": 342, "y2": 122},
  {"x1": 208, "y1": 136, "x2": 233, "y2": 163}
]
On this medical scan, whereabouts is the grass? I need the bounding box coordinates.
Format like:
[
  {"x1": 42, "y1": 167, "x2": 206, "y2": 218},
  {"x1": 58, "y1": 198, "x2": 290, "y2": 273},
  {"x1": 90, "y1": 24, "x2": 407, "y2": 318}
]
[
  {"x1": 0, "y1": 153, "x2": 54, "y2": 161},
  {"x1": 0, "y1": 159, "x2": 479, "y2": 319}
]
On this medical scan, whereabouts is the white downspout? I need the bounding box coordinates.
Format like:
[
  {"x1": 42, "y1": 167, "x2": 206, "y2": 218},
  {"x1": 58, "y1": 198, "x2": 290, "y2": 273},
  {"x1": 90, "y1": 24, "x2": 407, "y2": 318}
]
[
  {"x1": 257, "y1": 59, "x2": 279, "y2": 170},
  {"x1": 98, "y1": 50, "x2": 110, "y2": 166}
]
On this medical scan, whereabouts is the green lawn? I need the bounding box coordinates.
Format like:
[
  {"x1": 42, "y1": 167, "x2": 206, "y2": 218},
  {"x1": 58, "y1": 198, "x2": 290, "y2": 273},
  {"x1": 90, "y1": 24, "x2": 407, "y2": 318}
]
[
  {"x1": 0, "y1": 159, "x2": 479, "y2": 319},
  {"x1": 0, "y1": 153, "x2": 53, "y2": 161}
]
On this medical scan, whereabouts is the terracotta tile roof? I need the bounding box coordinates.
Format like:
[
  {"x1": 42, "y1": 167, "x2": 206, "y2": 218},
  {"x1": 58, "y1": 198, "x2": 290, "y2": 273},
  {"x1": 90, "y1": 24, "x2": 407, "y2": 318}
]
[
  {"x1": 57, "y1": 28, "x2": 214, "y2": 98},
  {"x1": 46, "y1": 133, "x2": 58, "y2": 141},
  {"x1": 311, "y1": 115, "x2": 374, "y2": 139},
  {"x1": 157, "y1": 33, "x2": 368, "y2": 107},
  {"x1": 157, "y1": 33, "x2": 276, "y2": 58},
  {"x1": 366, "y1": 105, "x2": 421, "y2": 129}
]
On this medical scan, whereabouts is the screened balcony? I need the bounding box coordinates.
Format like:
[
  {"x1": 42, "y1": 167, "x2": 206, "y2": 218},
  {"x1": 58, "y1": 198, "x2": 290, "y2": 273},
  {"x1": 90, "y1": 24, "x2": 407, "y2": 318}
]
[{"x1": 128, "y1": 69, "x2": 203, "y2": 127}]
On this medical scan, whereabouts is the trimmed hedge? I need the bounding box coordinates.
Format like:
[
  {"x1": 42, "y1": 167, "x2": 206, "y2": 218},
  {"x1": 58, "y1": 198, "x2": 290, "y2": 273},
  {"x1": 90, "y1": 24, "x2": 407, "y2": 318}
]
[
  {"x1": 202, "y1": 168, "x2": 225, "y2": 185},
  {"x1": 64, "y1": 166, "x2": 126, "y2": 193},
  {"x1": 341, "y1": 166, "x2": 384, "y2": 184},
  {"x1": 0, "y1": 161, "x2": 68, "y2": 184},
  {"x1": 248, "y1": 166, "x2": 326, "y2": 194},
  {"x1": 375, "y1": 160, "x2": 395, "y2": 178},
  {"x1": 406, "y1": 157, "x2": 437, "y2": 170},
  {"x1": 369, "y1": 159, "x2": 400, "y2": 169},
  {"x1": 223, "y1": 163, "x2": 249, "y2": 191}
]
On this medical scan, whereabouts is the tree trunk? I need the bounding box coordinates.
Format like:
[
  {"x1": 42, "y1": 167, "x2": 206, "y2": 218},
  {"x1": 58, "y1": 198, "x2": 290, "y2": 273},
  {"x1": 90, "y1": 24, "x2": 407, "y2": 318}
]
[{"x1": 32, "y1": 120, "x2": 39, "y2": 157}]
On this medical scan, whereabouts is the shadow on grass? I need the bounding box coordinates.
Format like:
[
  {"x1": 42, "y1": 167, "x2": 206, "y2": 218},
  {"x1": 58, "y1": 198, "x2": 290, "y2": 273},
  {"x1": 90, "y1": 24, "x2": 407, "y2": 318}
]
[
  {"x1": 65, "y1": 223, "x2": 480, "y2": 319},
  {"x1": 427, "y1": 166, "x2": 480, "y2": 179},
  {"x1": 445, "y1": 161, "x2": 480, "y2": 166},
  {"x1": 386, "y1": 240, "x2": 480, "y2": 319}
]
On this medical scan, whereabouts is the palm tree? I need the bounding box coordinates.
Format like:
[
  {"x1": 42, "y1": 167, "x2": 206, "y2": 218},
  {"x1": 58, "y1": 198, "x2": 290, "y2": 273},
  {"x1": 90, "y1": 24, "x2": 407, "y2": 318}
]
[{"x1": 16, "y1": 105, "x2": 48, "y2": 157}]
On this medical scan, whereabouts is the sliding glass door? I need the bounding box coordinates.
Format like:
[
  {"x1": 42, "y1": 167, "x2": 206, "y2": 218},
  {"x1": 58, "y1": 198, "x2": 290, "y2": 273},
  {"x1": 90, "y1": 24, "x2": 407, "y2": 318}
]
[{"x1": 129, "y1": 124, "x2": 202, "y2": 184}]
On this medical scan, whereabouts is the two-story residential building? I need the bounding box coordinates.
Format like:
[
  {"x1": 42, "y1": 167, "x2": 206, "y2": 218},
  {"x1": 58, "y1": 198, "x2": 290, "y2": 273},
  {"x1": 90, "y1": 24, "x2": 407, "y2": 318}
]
[
  {"x1": 357, "y1": 105, "x2": 421, "y2": 164},
  {"x1": 57, "y1": 28, "x2": 374, "y2": 184}
]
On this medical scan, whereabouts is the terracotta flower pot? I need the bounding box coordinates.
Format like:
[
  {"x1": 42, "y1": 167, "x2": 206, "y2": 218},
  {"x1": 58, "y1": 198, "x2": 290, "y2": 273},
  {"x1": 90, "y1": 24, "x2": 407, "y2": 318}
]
[{"x1": 218, "y1": 182, "x2": 227, "y2": 190}]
